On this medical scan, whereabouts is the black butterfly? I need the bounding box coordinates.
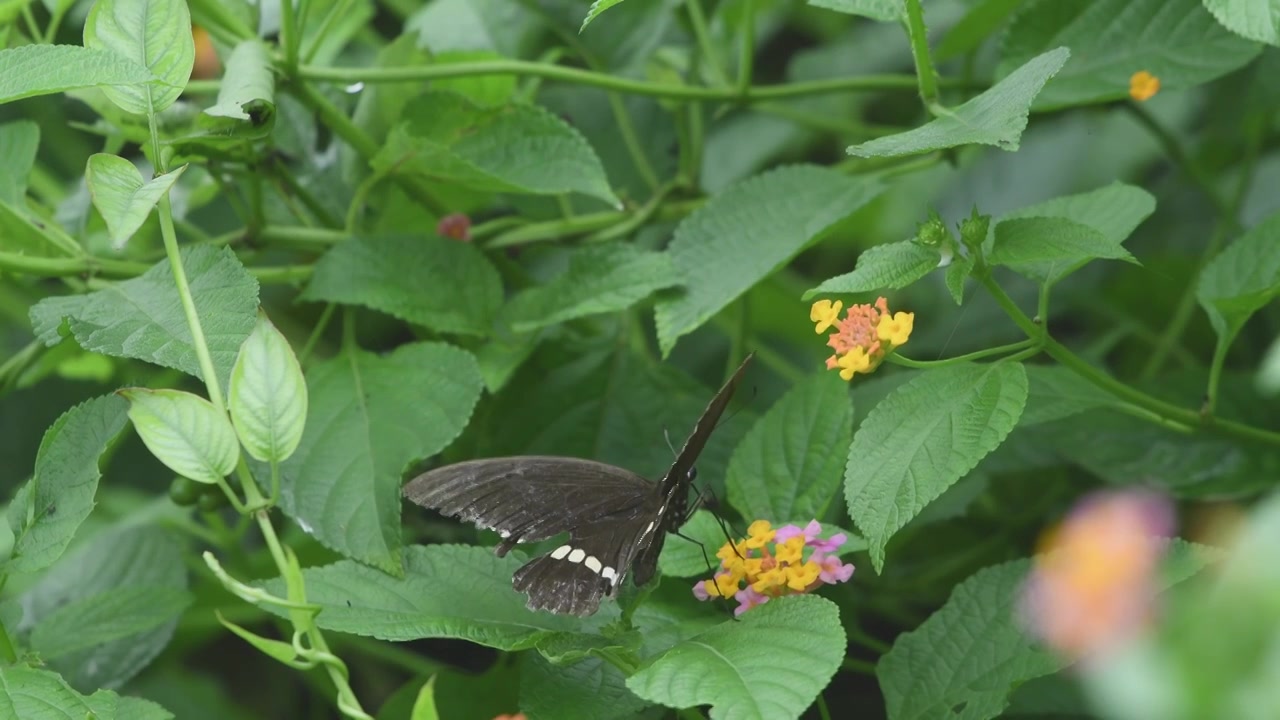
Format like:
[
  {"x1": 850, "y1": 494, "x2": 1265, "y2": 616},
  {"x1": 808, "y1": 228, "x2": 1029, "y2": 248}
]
[{"x1": 402, "y1": 354, "x2": 753, "y2": 616}]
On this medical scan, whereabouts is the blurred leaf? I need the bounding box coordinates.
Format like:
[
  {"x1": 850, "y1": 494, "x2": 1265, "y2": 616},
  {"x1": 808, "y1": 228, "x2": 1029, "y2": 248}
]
[
  {"x1": 655, "y1": 165, "x2": 884, "y2": 356},
  {"x1": 203, "y1": 39, "x2": 274, "y2": 122},
  {"x1": 945, "y1": 252, "x2": 975, "y2": 305},
  {"x1": 726, "y1": 372, "x2": 852, "y2": 522},
  {"x1": 935, "y1": 0, "x2": 1026, "y2": 62},
  {"x1": 83, "y1": 0, "x2": 194, "y2": 114},
  {"x1": 581, "y1": 0, "x2": 627, "y2": 30},
  {"x1": 808, "y1": 0, "x2": 903, "y2": 20},
  {"x1": 1021, "y1": 365, "x2": 1118, "y2": 426},
  {"x1": 627, "y1": 595, "x2": 845, "y2": 720},
  {"x1": 847, "y1": 362, "x2": 1028, "y2": 572},
  {"x1": 0, "y1": 196, "x2": 83, "y2": 256},
  {"x1": 275, "y1": 342, "x2": 484, "y2": 572},
  {"x1": 804, "y1": 240, "x2": 942, "y2": 299},
  {"x1": 848, "y1": 48, "x2": 1070, "y2": 158},
  {"x1": 406, "y1": 0, "x2": 543, "y2": 57},
  {"x1": 474, "y1": 330, "x2": 542, "y2": 393},
  {"x1": 0, "y1": 120, "x2": 38, "y2": 205},
  {"x1": 1204, "y1": 0, "x2": 1280, "y2": 45},
  {"x1": 16, "y1": 524, "x2": 188, "y2": 691},
  {"x1": 0, "y1": 45, "x2": 152, "y2": 105},
  {"x1": 506, "y1": 244, "x2": 679, "y2": 332},
  {"x1": 0, "y1": 666, "x2": 173, "y2": 720},
  {"x1": 29, "y1": 245, "x2": 260, "y2": 389},
  {"x1": 1000, "y1": 0, "x2": 1260, "y2": 110},
  {"x1": 85, "y1": 155, "x2": 185, "y2": 249},
  {"x1": 229, "y1": 312, "x2": 308, "y2": 463},
  {"x1": 1198, "y1": 209, "x2": 1280, "y2": 351},
  {"x1": 301, "y1": 235, "x2": 503, "y2": 337},
  {"x1": 4, "y1": 394, "x2": 129, "y2": 574},
  {"x1": 989, "y1": 217, "x2": 1139, "y2": 284},
  {"x1": 410, "y1": 676, "x2": 440, "y2": 720},
  {"x1": 119, "y1": 388, "x2": 239, "y2": 485},
  {"x1": 375, "y1": 90, "x2": 619, "y2": 206}
]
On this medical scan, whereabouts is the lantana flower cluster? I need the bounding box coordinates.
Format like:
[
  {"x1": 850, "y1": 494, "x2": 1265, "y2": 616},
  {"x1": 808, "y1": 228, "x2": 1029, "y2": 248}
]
[
  {"x1": 810, "y1": 297, "x2": 914, "y2": 380},
  {"x1": 694, "y1": 520, "x2": 855, "y2": 615}
]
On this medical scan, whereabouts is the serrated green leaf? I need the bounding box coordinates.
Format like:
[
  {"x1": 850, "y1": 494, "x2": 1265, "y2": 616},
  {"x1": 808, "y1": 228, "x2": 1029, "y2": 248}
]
[
  {"x1": 804, "y1": 240, "x2": 941, "y2": 299},
  {"x1": 474, "y1": 330, "x2": 542, "y2": 393},
  {"x1": 1197, "y1": 209, "x2": 1280, "y2": 350},
  {"x1": 655, "y1": 165, "x2": 884, "y2": 356},
  {"x1": 507, "y1": 244, "x2": 679, "y2": 332},
  {"x1": 0, "y1": 666, "x2": 174, "y2": 720},
  {"x1": 807, "y1": 0, "x2": 902, "y2": 20},
  {"x1": 301, "y1": 235, "x2": 502, "y2": 337},
  {"x1": 581, "y1": 0, "x2": 628, "y2": 30},
  {"x1": 17, "y1": 524, "x2": 188, "y2": 691},
  {"x1": 229, "y1": 312, "x2": 308, "y2": 463},
  {"x1": 944, "y1": 252, "x2": 975, "y2": 305},
  {"x1": 120, "y1": 388, "x2": 239, "y2": 485},
  {"x1": 375, "y1": 90, "x2": 618, "y2": 205},
  {"x1": 203, "y1": 39, "x2": 275, "y2": 123},
  {"x1": 28, "y1": 245, "x2": 260, "y2": 389},
  {"x1": 988, "y1": 216, "x2": 1139, "y2": 283},
  {"x1": 83, "y1": 0, "x2": 194, "y2": 114},
  {"x1": 5, "y1": 395, "x2": 129, "y2": 574},
  {"x1": 1204, "y1": 0, "x2": 1280, "y2": 45},
  {"x1": 0, "y1": 120, "x2": 38, "y2": 205},
  {"x1": 847, "y1": 363, "x2": 1028, "y2": 572},
  {"x1": 0, "y1": 44, "x2": 153, "y2": 105},
  {"x1": 726, "y1": 372, "x2": 852, "y2": 522},
  {"x1": 30, "y1": 585, "x2": 192, "y2": 661},
  {"x1": 274, "y1": 343, "x2": 483, "y2": 572},
  {"x1": 520, "y1": 653, "x2": 649, "y2": 720},
  {"x1": 1022, "y1": 365, "x2": 1118, "y2": 426},
  {"x1": 85, "y1": 154, "x2": 186, "y2": 249},
  {"x1": 848, "y1": 48, "x2": 1070, "y2": 158},
  {"x1": 1000, "y1": 0, "x2": 1261, "y2": 110},
  {"x1": 627, "y1": 595, "x2": 845, "y2": 720},
  {"x1": 659, "y1": 511, "x2": 863, "y2": 578}
]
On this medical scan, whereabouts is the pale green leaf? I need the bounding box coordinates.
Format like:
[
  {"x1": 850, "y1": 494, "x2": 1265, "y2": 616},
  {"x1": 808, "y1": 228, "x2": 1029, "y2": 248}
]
[
  {"x1": 0, "y1": 120, "x2": 38, "y2": 205},
  {"x1": 988, "y1": 216, "x2": 1139, "y2": 284},
  {"x1": 4, "y1": 394, "x2": 129, "y2": 574},
  {"x1": 374, "y1": 90, "x2": 618, "y2": 205},
  {"x1": 581, "y1": 0, "x2": 628, "y2": 31},
  {"x1": 804, "y1": 240, "x2": 941, "y2": 299},
  {"x1": 0, "y1": 197, "x2": 82, "y2": 257},
  {"x1": 83, "y1": 0, "x2": 194, "y2": 114},
  {"x1": 120, "y1": 388, "x2": 238, "y2": 485},
  {"x1": 506, "y1": 244, "x2": 679, "y2": 333},
  {"x1": 203, "y1": 39, "x2": 274, "y2": 121},
  {"x1": 1021, "y1": 365, "x2": 1118, "y2": 426},
  {"x1": 807, "y1": 0, "x2": 902, "y2": 21},
  {"x1": 944, "y1": 252, "x2": 975, "y2": 305},
  {"x1": 846, "y1": 363, "x2": 1028, "y2": 572},
  {"x1": 1204, "y1": 0, "x2": 1280, "y2": 45},
  {"x1": 659, "y1": 511, "x2": 863, "y2": 578},
  {"x1": 848, "y1": 48, "x2": 1070, "y2": 157},
  {"x1": 301, "y1": 235, "x2": 502, "y2": 337},
  {"x1": 726, "y1": 372, "x2": 852, "y2": 522},
  {"x1": 216, "y1": 613, "x2": 299, "y2": 665},
  {"x1": 411, "y1": 676, "x2": 441, "y2": 720},
  {"x1": 16, "y1": 524, "x2": 188, "y2": 691},
  {"x1": 627, "y1": 595, "x2": 845, "y2": 720},
  {"x1": 0, "y1": 44, "x2": 152, "y2": 105},
  {"x1": 29, "y1": 245, "x2": 260, "y2": 388},
  {"x1": 0, "y1": 666, "x2": 174, "y2": 720},
  {"x1": 655, "y1": 165, "x2": 884, "y2": 356},
  {"x1": 229, "y1": 312, "x2": 308, "y2": 463},
  {"x1": 274, "y1": 343, "x2": 483, "y2": 572},
  {"x1": 85, "y1": 154, "x2": 186, "y2": 249},
  {"x1": 1000, "y1": 0, "x2": 1261, "y2": 110},
  {"x1": 1198, "y1": 209, "x2": 1280, "y2": 349}
]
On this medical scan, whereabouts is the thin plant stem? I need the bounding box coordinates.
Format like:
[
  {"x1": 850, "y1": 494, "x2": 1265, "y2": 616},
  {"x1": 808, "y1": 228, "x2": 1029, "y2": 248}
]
[
  {"x1": 888, "y1": 339, "x2": 1037, "y2": 369},
  {"x1": 817, "y1": 693, "x2": 833, "y2": 720},
  {"x1": 298, "y1": 303, "x2": 337, "y2": 367},
  {"x1": 903, "y1": 0, "x2": 940, "y2": 107},
  {"x1": 606, "y1": 91, "x2": 659, "y2": 192},
  {"x1": 686, "y1": 0, "x2": 729, "y2": 86},
  {"x1": 842, "y1": 657, "x2": 877, "y2": 675},
  {"x1": 736, "y1": 0, "x2": 755, "y2": 96}
]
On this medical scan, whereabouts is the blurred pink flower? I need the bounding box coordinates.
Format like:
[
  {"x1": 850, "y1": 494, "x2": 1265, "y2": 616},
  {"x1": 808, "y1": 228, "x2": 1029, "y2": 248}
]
[{"x1": 812, "y1": 550, "x2": 855, "y2": 584}]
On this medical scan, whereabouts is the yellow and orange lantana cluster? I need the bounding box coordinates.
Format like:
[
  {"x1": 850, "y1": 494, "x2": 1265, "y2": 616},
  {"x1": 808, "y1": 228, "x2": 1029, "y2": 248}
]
[{"x1": 810, "y1": 297, "x2": 914, "y2": 380}]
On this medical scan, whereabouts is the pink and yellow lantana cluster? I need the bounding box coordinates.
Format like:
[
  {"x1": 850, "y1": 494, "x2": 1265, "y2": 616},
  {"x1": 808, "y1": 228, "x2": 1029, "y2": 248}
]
[
  {"x1": 694, "y1": 520, "x2": 855, "y2": 615},
  {"x1": 810, "y1": 297, "x2": 914, "y2": 380}
]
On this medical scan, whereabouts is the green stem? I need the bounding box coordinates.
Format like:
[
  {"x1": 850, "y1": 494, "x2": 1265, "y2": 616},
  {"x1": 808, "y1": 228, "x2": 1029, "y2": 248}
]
[
  {"x1": 277, "y1": 0, "x2": 298, "y2": 75},
  {"x1": 156, "y1": 195, "x2": 225, "y2": 406},
  {"x1": 736, "y1": 0, "x2": 755, "y2": 96},
  {"x1": 1124, "y1": 102, "x2": 1234, "y2": 223},
  {"x1": 606, "y1": 92, "x2": 659, "y2": 193},
  {"x1": 887, "y1": 339, "x2": 1036, "y2": 369},
  {"x1": 842, "y1": 657, "x2": 878, "y2": 675},
  {"x1": 485, "y1": 199, "x2": 704, "y2": 248},
  {"x1": 817, "y1": 693, "x2": 833, "y2": 720},
  {"x1": 298, "y1": 303, "x2": 337, "y2": 367},
  {"x1": 257, "y1": 225, "x2": 346, "y2": 250},
  {"x1": 685, "y1": 0, "x2": 729, "y2": 86},
  {"x1": 848, "y1": 625, "x2": 891, "y2": 654},
  {"x1": 902, "y1": 0, "x2": 940, "y2": 107},
  {"x1": 0, "y1": 613, "x2": 17, "y2": 663}
]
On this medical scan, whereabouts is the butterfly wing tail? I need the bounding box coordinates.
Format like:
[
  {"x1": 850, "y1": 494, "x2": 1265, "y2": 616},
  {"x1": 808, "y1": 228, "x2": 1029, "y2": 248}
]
[{"x1": 512, "y1": 554, "x2": 610, "y2": 616}]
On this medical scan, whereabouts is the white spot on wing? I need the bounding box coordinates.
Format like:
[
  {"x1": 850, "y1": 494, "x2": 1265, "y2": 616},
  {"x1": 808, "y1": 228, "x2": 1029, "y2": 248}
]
[
  {"x1": 643, "y1": 521, "x2": 655, "y2": 535},
  {"x1": 568, "y1": 548, "x2": 586, "y2": 563},
  {"x1": 499, "y1": 530, "x2": 511, "y2": 538},
  {"x1": 602, "y1": 567, "x2": 618, "y2": 583},
  {"x1": 551, "y1": 545, "x2": 572, "y2": 560},
  {"x1": 585, "y1": 556, "x2": 602, "y2": 573}
]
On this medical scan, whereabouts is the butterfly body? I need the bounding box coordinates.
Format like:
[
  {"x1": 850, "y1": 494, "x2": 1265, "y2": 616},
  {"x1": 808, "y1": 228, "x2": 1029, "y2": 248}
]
[{"x1": 403, "y1": 355, "x2": 752, "y2": 616}]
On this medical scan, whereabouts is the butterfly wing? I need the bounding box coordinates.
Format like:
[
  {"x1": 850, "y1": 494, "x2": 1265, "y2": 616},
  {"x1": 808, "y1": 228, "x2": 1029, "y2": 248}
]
[{"x1": 657, "y1": 353, "x2": 754, "y2": 499}]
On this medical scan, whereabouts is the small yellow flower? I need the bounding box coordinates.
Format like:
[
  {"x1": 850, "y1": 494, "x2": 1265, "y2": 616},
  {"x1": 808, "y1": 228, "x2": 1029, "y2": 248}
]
[
  {"x1": 751, "y1": 567, "x2": 788, "y2": 594},
  {"x1": 775, "y1": 536, "x2": 805, "y2": 565},
  {"x1": 709, "y1": 573, "x2": 740, "y2": 598},
  {"x1": 786, "y1": 561, "x2": 821, "y2": 591},
  {"x1": 1129, "y1": 71, "x2": 1159, "y2": 102},
  {"x1": 810, "y1": 300, "x2": 843, "y2": 334},
  {"x1": 836, "y1": 347, "x2": 871, "y2": 381},
  {"x1": 876, "y1": 311, "x2": 915, "y2": 347},
  {"x1": 743, "y1": 520, "x2": 776, "y2": 549}
]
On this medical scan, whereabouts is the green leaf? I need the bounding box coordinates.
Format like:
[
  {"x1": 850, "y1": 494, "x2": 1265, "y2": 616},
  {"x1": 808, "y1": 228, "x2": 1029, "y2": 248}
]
[
  {"x1": 803, "y1": 240, "x2": 941, "y2": 299},
  {"x1": 216, "y1": 612, "x2": 300, "y2": 666},
  {"x1": 944, "y1": 252, "x2": 975, "y2": 305},
  {"x1": 581, "y1": 0, "x2": 628, "y2": 31},
  {"x1": 627, "y1": 595, "x2": 845, "y2": 720},
  {"x1": 4, "y1": 394, "x2": 129, "y2": 574},
  {"x1": 506, "y1": 244, "x2": 680, "y2": 333},
  {"x1": 655, "y1": 165, "x2": 884, "y2": 356},
  {"x1": 474, "y1": 330, "x2": 541, "y2": 393},
  {"x1": 521, "y1": 653, "x2": 649, "y2": 720},
  {"x1": 0, "y1": 196, "x2": 83, "y2": 257},
  {"x1": 935, "y1": 0, "x2": 1026, "y2": 62},
  {"x1": 375, "y1": 90, "x2": 619, "y2": 206},
  {"x1": 1204, "y1": 0, "x2": 1280, "y2": 45},
  {"x1": 300, "y1": 235, "x2": 502, "y2": 337},
  {"x1": 29, "y1": 245, "x2": 260, "y2": 388},
  {"x1": 726, "y1": 372, "x2": 852, "y2": 522},
  {"x1": 997, "y1": 182, "x2": 1157, "y2": 259},
  {"x1": 988, "y1": 216, "x2": 1139, "y2": 283},
  {"x1": 275, "y1": 343, "x2": 483, "y2": 572},
  {"x1": 83, "y1": 0, "x2": 193, "y2": 115},
  {"x1": 659, "y1": 511, "x2": 863, "y2": 578},
  {"x1": 85, "y1": 154, "x2": 186, "y2": 249},
  {"x1": 202, "y1": 39, "x2": 275, "y2": 124},
  {"x1": 229, "y1": 312, "x2": 308, "y2": 463},
  {"x1": 260, "y1": 544, "x2": 587, "y2": 645},
  {"x1": 807, "y1": 0, "x2": 902, "y2": 21},
  {"x1": 1000, "y1": 0, "x2": 1261, "y2": 110},
  {"x1": 0, "y1": 666, "x2": 174, "y2": 720},
  {"x1": 0, "y1": 120, "x2": 38, "y2": 205},
  {"x1": 1198, "y1": 209, "x2": 1280, "y2": 350},
  {"x1": 848, "y1": 48, "x2": 1070, "y2": 158},
  {"x1": 16, "y1": 524, "x2": 189, "y2": 691},
  {"x1": 411, "y1": 676, "x2": 440, "y2": 720},
  {"x1": 847, "y1": 363, "x2": 1029, "y2": 572},
  {"x1": 1022, "y1": 365, "x2": 1118, "y2": 426},
  {"x1": 0, "y1": 44, "x2": 153, "y2": 105},
  {"x1": 119, "y1": 388, "x2": 239, "y2": 485}
]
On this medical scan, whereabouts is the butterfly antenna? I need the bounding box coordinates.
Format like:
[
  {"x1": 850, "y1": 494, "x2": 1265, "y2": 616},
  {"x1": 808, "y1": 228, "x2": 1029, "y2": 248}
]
[
  {"x1": 672, "y1": 528, "x2": 734, "y2": 609},
  {"x1": 663, "y1": 426, "x2": 677, "y2": 457}
]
